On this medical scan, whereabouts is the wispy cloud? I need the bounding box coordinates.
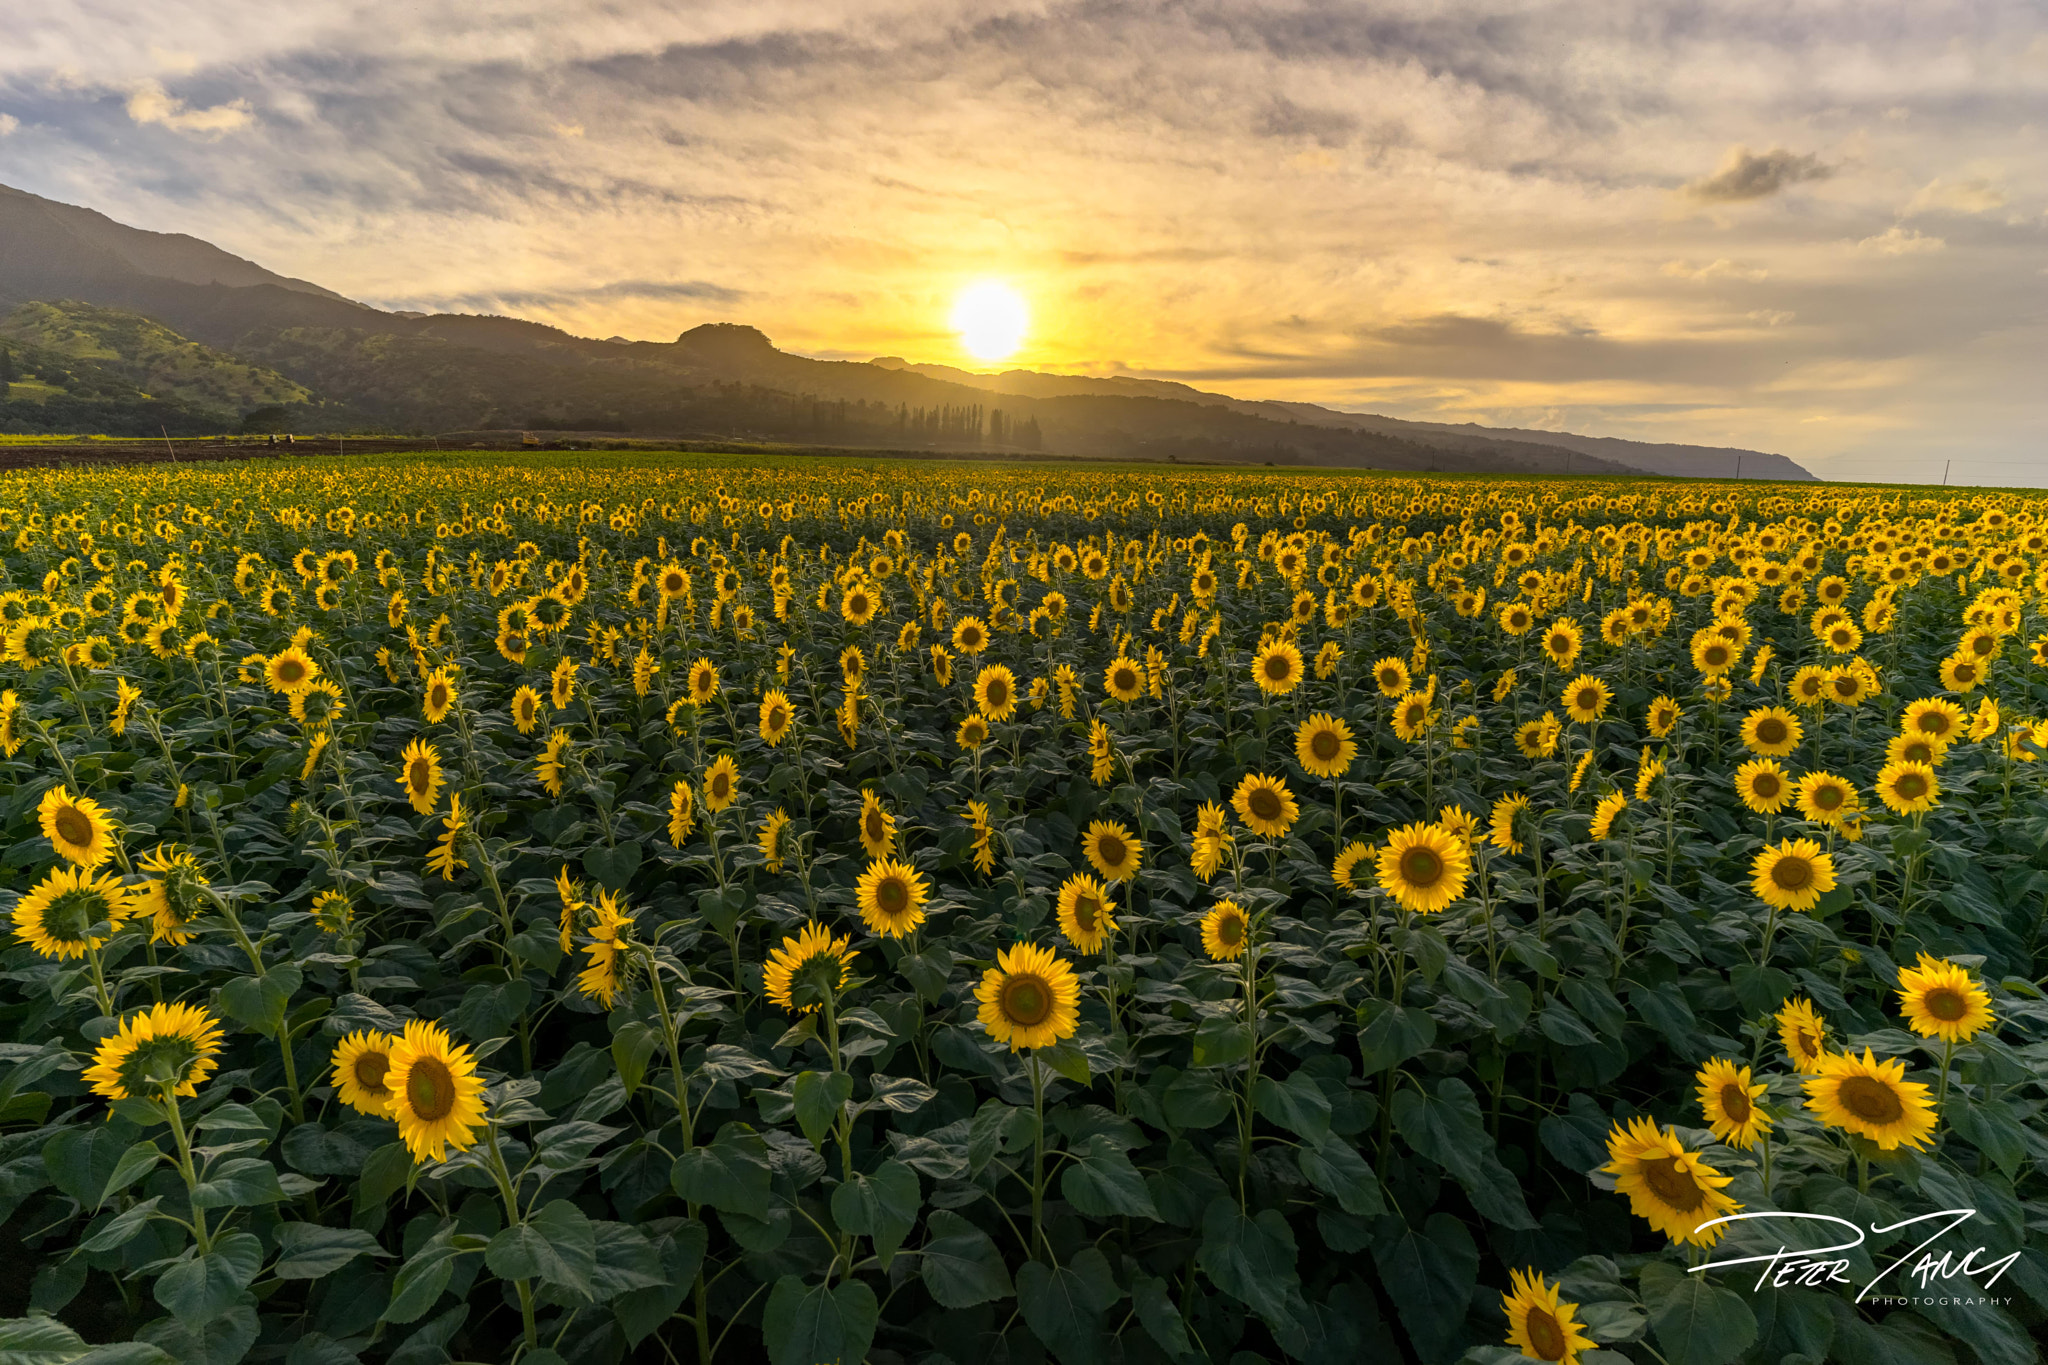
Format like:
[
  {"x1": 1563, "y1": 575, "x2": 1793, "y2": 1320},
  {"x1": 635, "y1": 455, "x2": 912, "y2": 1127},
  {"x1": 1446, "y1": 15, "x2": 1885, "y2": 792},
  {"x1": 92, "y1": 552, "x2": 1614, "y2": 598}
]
[
  {"x1": 1854, "y1": 225, "x2": 1946, "y2": 255},
  {"x1": 124, "y1": 78, "x2": 250, "y2": 135},
  {"x1": 1683, "y1": 146, "x2": 1831, "y2": 202}
]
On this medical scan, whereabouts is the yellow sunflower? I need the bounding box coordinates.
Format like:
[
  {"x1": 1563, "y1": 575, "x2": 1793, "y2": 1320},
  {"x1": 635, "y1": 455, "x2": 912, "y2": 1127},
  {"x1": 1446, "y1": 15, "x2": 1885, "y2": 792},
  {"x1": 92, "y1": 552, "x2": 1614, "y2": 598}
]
[
  {"x1": 509, "y1": 685, "x2": 542, "y2": 735},
  {"x1": 1371, "y1": 656, "x2": 1411, "y2": 698},
  {"x1": 975, "y1": 942, "x2": 1081, "y2": 1051},
  {"x1": 1589, "y1": 792, "x2": 1627, "y2": 841},
  {"x1": 1501, "y1": 1268, "x2": 1597, "y2": 1365},
  {"x1": 1695, "y1": 1058, "x2": 1772, "y2": 1150},
  {"x1": 858, "y1": 789, "x2": 897, "y2": 860},
  {"x1": 37, "y1": 785, "x2": 117, "y2": 869},
  {"x1": 1201, "y1": 900, "x2": 1251, "y2": 961},
  {"x1": 1788, "y1": 665, "x2": 1830, "y2": 708},
  {"x1": 1377, "y1": 823, "x2": 1470, "y2": 913},
  {"x1": 688, "y1": 657, "x2": 720, "y2": 705},
  {"x1": 974, "y1": 664, "x2": 1018, "y2": 721},
  {"x1": 577, "y1": 890, "x2": 633, "y2": 1009},
  {"x1": 841, "y1": 582, "x2": 879, "y2": 626},
  {"x1": 264, "y1": 646, "x2": 319, "y2": 695},
  {"x1": 667, "y1": 779, "x2": 696, "y2": 845},
  {"x1": 1750, "y1": 838, "x2": 1836, "y2": 912},
  {"x1": 83, "y1": 1001, "x2": 225, "y2": 1103},
  {"x1": 1732, "y1": 759, "x2": 1793, "y2": 814},
  {"x1": 1489, "y1": 793, "x2": 1530, "y2": 855},
  {"x1": 764, "y1": 921, "x2": 857, "y2": 1013},
  {"x1": 1391, "y1": 690, "x2": 1436, "y2": 742},
  {"x1": 1561, "y1": 674, "x2": 1611, "y2": 724},
  {"x1": 856, "y1": 857, "x2": 930, "y2": 937},
  {"x1": 1104, "y1": 656, "x2": 1145, "y2": 703},
  {"x1": 1803, "y1": 1049, "x2": 1938, "y2": 1151},
  {"x1": 1793, "y1": 772, "x2": 1859, "y2": 828},
  {"x1": 1739, "y1": 706, "x2": 1802, "y2": 757},
  {"x1": 538, "y1": 731, "x2": 572, "y2": 798},
  {"x1": 1902, "y1": 697, "x2": 1965, "y2": 744},
  {"x1": 1895, "y1": 953, "x2": 1994, "y2": 1043},
  {"x1": 759, "y1": 688, "x2": 794, "y2": 746},
  {"x1": 1882, "y1": 733, "x2": 1944, "y2": 768},
  {"x1": 1874, "y1": 761, "x2": 1939, "y2": 815},
  {"x1": 1776, "y1": 997, "x2": 1832, "y2": 1074},
  {"x1": 422, "y1": 667, "x2": 457, "y2": 724},
  {"x1": 1540, "y1": 619, "x2": 1582, "y2": 670},
  {"x1": 12, "y1": 864, "x2": 136, "y2": 960},
  {"x1": 1231, "y1": 773, "x2": 1299, "y2": 839},
  {"x1": 1294, "y1": 713, "x2": 1357, "y2": 779},
  {"x1": 1082, "y1": 819, "x2": 1143, "y2": 881},
  {"x1": 1251, "y1": 639, "x2": 1304, "y2": 695},
  {"x1": 1646, "y1": 695, "x2": 1681, "y2": 738},
  {"x1": 331, "y1": 1030, "x2": 399, "y2": 1117},
  {"x1": 956, "y1": 715, "x2": 989, "y2": 750},
  {"x1": 385, "y1": 1019, "x2": 488, "y2": 1164},
  {"x1": 1938, "y1": 653, "x2": 1983, "y2": 693},
  {"x1": 1332, "y1": 840, "x2": 1371, "y2": 891},
  {"x1": 1055, "y1": 874, "x2": 1118, "y2": 954},
  {"x1": 550, "y1": 657, "x2": 578, "y2": 711},
  {"x1": 1514, "y1": 718, "x2": 1558, "y2": 760},
  {"x1": 134, "y1": 844, "x2": 208, "y2": 946},
  {"x1": 952, "y1": 616, "x2": 989, "y2": 654},
  {"x1": 398, "y1": 739, "x2": 445, "y2": 815},
  {"x1": 703, "y1": 754, "x2": 740, "y2": 812},
  {"x1": 1601, "y1": 1116, "x2": 1740, "y2": 1248}
]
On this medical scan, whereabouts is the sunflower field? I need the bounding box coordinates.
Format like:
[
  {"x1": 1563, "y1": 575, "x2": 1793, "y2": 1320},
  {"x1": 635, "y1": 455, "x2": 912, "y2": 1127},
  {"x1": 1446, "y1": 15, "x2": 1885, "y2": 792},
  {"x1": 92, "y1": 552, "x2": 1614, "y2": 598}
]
[{"x1": 1, "y1": 452, "x2": 2046, "y2": 1365}]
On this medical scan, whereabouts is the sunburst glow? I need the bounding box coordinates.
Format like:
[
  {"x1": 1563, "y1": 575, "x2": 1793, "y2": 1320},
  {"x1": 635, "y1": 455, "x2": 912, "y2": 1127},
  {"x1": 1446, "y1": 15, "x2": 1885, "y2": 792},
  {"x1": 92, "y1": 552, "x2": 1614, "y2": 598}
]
[{"x1": 950, "y1": 280, "x2": 1029, "y2": 362}]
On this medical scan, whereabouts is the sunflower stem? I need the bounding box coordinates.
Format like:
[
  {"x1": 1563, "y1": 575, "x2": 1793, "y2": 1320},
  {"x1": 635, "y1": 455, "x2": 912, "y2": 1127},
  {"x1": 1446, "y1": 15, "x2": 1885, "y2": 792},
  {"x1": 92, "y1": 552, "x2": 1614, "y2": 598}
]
[
  {"x1": 1028, "y1": 1051, "x2": 1047, "y2": 1261},
  {"x1": 1934, "y1": 1036, "x2": 1956, "y2": 1125},
  {"x1": 161, "y1": 1086, "x2": 212, "y2": 1253}
]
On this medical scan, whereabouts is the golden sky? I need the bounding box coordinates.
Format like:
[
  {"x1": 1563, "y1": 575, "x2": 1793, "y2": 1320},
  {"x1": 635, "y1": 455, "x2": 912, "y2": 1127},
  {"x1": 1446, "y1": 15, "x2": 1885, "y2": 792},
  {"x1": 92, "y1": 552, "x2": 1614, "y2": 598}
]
[{"x1": 2, "y1": 1, "x2": 2045, "y2": 480}]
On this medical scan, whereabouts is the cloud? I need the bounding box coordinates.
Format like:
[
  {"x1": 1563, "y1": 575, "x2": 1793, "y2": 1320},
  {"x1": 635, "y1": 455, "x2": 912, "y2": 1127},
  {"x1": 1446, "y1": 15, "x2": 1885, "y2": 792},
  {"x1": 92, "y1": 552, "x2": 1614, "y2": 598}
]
[
  {"x1": 125, "y1": 79, "x2": 251, "y2": 135},
  {"x1": 1682, "y1": 146, "x2": 1831, "y2": 202},
  {"x1": 1854, "y1": 226, "x2": 1946, "y2": 255},
  {"x1": 1905, "y1": 176, "x2": 2005, "y2": 215},
  {"x1": 0, "y1": 114, "x2": 17, "y2": 136},
  {"x1": 1661, "y1": 258, "x2": 1770, "y2": 282}
]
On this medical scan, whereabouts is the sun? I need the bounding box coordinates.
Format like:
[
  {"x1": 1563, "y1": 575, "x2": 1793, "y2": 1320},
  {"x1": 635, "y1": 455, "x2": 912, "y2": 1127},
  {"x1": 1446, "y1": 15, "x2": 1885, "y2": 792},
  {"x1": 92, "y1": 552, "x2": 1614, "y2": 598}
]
[{"x1": 951, "y1": 280, "x2": 1029, "y2": 362}]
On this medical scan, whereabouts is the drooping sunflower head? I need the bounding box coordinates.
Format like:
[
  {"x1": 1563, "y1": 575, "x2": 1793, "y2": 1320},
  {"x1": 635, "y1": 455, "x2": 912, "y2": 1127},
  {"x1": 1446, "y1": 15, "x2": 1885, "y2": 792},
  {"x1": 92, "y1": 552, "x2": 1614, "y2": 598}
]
[
  {"x1": 974, "y1": 942, "x2": 1081, "y2": 1051},
  {"x1": 1694, "y1": 1057, "x2": 1772, "y2": 1151},
  {"x1": 1230, "y1": 773, "x2": 1299, "y2": 840},
  {"x1": 1589, "y1": 791, "x2": 1627, "y2": 841},
  {"x1": 1775, "y1": 997, "x2": 1831, "y2": 1074},
  {"x1": 764, "y1": 921, "x2": 858, "y2": 1013},
  {"x1": 331, "y1": 1030, "x2": 399, "y2": 1117},
  {"x1": 1489, "y1": 793, "x2": 1530, "y2": 855},
  {"x1": 83, "y1": 1001, "x2": 225, "y2": 1104},
  {"x1": 386, "y1": 1018, "x2": 488, "y2": 1164},
  {"x1": 703, "y1": 754, "x2": 740, "y2": 812},
  {"x1": 12, "y1": 863, "x2": 137, "y2": 960},
  {"x1": 1803, "y1": 1048, "x2": 1937, "y2": 1151},
  {"x1": 38, "y1": 785, "x2": 117, "y2": 869},
  {"x1": 1501, "y1": 1267, "x2": 1597, "y2": 1365},
  {"x1": 1201, "y1": 900, "x2": 1251, "y2": 961},
  {"x1": 1895, "y1": 953, "x2": 1994, "y2": 1044},
  {"x1": 1376, "y1": 822, "x2": 1471, "y2": 913},
  {"x1": 1055, "y1": 874, "x2": 1118, "y2": 954},
  {"x1": 856, "y1": 856, "x2": 930, "y2": 937},
  {"x1": 1082, "y1": 819, "x2": 1143, "y2": 881},
  {"x1": 1294, "y1": 712, "x2": 1356, "y2": 779},
  {"x1": 1601, "y1": 1116, "x2": 1740, "y2": 1248},
  {"x1": 1331, "y1": 840, "x2": 1371, "y2": 891}
]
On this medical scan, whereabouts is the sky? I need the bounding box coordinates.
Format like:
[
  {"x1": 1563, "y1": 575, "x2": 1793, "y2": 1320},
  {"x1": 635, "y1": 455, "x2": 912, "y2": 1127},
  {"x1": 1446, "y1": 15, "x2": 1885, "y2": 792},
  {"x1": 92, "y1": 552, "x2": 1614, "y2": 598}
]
[{"x1": 1, "y1": 1, "x2": 2044, "y2": 483}]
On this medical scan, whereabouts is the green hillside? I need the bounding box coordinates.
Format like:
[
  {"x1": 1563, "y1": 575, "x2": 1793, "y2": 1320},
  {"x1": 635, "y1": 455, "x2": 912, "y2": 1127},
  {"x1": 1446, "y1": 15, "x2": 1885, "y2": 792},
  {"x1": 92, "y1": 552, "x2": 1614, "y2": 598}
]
[{"x1": 0, "y1": 300, "x2": 309, "y2": 410}]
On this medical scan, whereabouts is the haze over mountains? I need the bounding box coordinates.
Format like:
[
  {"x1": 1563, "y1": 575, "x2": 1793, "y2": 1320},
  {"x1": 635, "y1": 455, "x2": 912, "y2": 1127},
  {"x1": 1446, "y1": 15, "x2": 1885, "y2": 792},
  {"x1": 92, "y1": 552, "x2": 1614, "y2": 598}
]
[{"x1": 0, "y1": 183, "x2": 1812, "y2": 479}]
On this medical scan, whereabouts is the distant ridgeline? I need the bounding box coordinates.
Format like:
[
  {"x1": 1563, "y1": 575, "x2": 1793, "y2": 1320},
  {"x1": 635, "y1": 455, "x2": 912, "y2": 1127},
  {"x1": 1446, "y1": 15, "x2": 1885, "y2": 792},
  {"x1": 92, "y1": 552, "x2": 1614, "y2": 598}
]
[{"x1": 0, "y1": 182, "x2": 1814, "y2": 477}]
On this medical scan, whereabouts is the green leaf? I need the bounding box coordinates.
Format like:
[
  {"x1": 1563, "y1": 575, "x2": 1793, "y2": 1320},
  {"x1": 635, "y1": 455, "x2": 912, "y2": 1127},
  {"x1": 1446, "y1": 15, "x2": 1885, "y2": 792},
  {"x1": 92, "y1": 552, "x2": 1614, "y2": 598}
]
[
  {"x1": 1190, "y1": 1016, "x2": 1252, "y2": 1068},
  {"x1": 1371, "y1": 1213, "x2": 1478, "y2": 1363},
  {"x1": 280, "y1": 1124, "x2": 375, "y2": 1178},
  {"x1": 134, "y1": 1303, "x2": 257, "y2": 1365},
  {"x1": 217, "y1": 967, "x2": 299, "y2": 1038},
  {"x1": 154, "y1": 1232, "x2": 261, "y2": 1326},
  {"x1": 0, "y1": 1316, "x2": 88, "y2": 1364},
  {"x1": 828, "y1": 1159, "x2": 920, "y2": 1267},
  {"x1": 1731, "y1": 964, "x2": 1795, "y2": 1016},
  {"x1": 1017, "y1": 1248, "x2": 1120, "y2": 1365},
  {"x1": 761, "y1": 1274, "x2": 878, "y2": 1365},
  {"x1": 670, "y1": 1129, "x2": 773, "y2": 1221},
  {"x1": 1640, "y1": 1260, "x2": 1758, "y2": 1365},
  {"x1": 1357, "y1": 1001, "x2": 1436, "y2": 1074},
  {"x1": 1538, "y1": 1001, "x2": 1599, "y2": 1046},
  {"x1": 611, "y1": 1021, "x2": 657, "y2": 1096},
  {"x1": 1039, "y1": 1037, "x2": 1091, "y2": 1085},
  {"x1": 97, "y1": 1140, "x2": 164, "y2": 1209},
  {"x1": 1058, "y1": 1134, "x2": 1160, "y2": 1220},
  {"x1": 486, "y1": 1200, "x2": 596, "y2": 1296},
  {"x1": 1130, "y1": 1274, "x2": 1193, "y2": 1358},
  {"x1": 1390, "y1": 1077, "x2": 1538, "y2": 1230},
  {"x1": 532, "y1": 1120, "x2": 622, "y2": 1172},
  {"x1": 273, "y1": 1225, "x2": 387, "y2": 1279},
  {"x1": 1159, "y1": 1068, "x2": 1233, "y2": 1130},
  {"x1": 901, "y1": 946, "x2": 952, "y2": 1004},
  {"x1": 383, "y1": 1229, "x2": 467, "y2": 1326},
  {"x1": 188, "y1": 1158, "x2": 285, "y2": 1209},
  {"x1": 1297, "y1": 1133, "x2": 1385, "y2": 1216},
  {"x1": 615, "y1": 1219, "x2": 707, "y2": 1345},
  {"x1": 42, "y1": 1123, "x2": 136, "y2": 1207},
  {"x1": 1199, "y1": 1197, "x2": 1302, "y2": 1327},
  {"x1": 584, "y1": 1223, "x2": 668, "y2": 1301},
  {"x1": 77, "y1": 1198, "x2": 162, "y2": 1253},
  {"x1": 583, "y1": 839, "x2": 642, "y2": 891},
  {"x1": 1253, "y1": 1070, "x2": 1332, "y2": 1141},
  {"x1": 792, "y1": 1070, "x2": 854, "y2": 1147},
  {"x1": 919, "y1": 1210, "x2": 1012, "y2": 1309},
  {"x1": 1946, "y1": 1095, "x2": 2028, "y2": 1180}
]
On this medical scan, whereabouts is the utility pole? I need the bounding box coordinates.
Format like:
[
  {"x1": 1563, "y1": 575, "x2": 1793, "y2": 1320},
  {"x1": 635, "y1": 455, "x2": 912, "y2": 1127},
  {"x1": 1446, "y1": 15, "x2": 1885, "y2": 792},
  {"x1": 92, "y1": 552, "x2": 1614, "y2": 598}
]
[
  {"x1": 160, "y1": 425, "x2": 177, "y2": 462},
  {"x1": 1942, "y1": 460, "x2": 1951, "y2": 486}
]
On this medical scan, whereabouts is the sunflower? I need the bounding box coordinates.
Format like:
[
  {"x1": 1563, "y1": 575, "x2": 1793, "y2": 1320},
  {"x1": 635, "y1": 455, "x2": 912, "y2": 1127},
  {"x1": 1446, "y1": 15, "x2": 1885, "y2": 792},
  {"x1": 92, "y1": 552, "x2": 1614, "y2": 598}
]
[
  {"x1": 265, "y1": 646, "x2": 319, "y2": 694},
  {"x1": 502, "y1": 684, "x2": 539, "y2": 736},
  {"x1": 1391, "y1": 690, "x2": 1436, "y2": 742},
  {"x1": 1589, "y1": 792, "x2": 1627, "y2": 841},
  {"x1": 764, "y1": 921, "x2": 857, "y2": 1013},
  {"x1": 703, "y1": 754, "x2": 740, "y2": 812},
  {"x1": 1645, "y1": 695, "x2": 1681, "y2": 738},
  {"x1": 759, "y1": 688, "x2": 794, "y2": 746},
  {"x1": 1371, "y1": 656, "x2": 1411, "y2": 698},
  {"x1": 385, "y1": 1019, "x2": 488, "y2": 1164},
  {"x1": 1938, "y1": 652, "x2": 1984, "y2": 693},
  {"x1": 1826, "y1": 665, "x2": 1875, "y2": 707},
  {"x1": 135, "y1": 844, "x2": 208, "y2": 946},
  {"x1": 1695, "y1": 1058, "x2": 1772, "y2": 1150},
  {"x1": 974, "y1": 664, "x2": 1018, "y2": 721},
  {"x1": 841, "y1": 583, "x2": 879, "y2": 627},
  {"x1": 1513, "y1": 718, "x2": 1558, "y2": 760},
  {"x1": 1882, "y1": 733, "x2": 1945, "y2": 768},
  {"x1": 548, "y1": 657, "x2": 578, "y2": 711},
  {"x1": 1895, "y1": 953, "x2": 1994, "y2": 1043},
  {"x1": 1561, "y1": 674, "x2": 1611, "y2": 724},
  {"x1": 393, "y1": 739, "x2": 444, "y2": 816},
  {"x1": 975, "y1": 942, "x2": 1081, "y2": 1051},
  {"x1": 1377, "y1": 823, "x2": 1470, "y2": 913},
  {"x1": 1199, "y1": 900, "x2": 1251, "y2": 961},
  {"x1": 1902, "y1": 697, "x2": 1965, "y2": 743},
  {"x1": 1788, "y1": 665, "x2": 1830, "y2": 708},
  {"x1": 858, "y1": 789, "x2": 897, "y2": 859},
  {"x1": 1082, "y1": 819, "x2": 1143, "y2": 881},
  {"x1": 1098, "y1": 655, "x2": 1143, "y2": 704},
  {"x1": 37, "y1": 785, "x2": 117, "y2": 869},
  {"x1": 1874, "y1": 760, "x2": 1939, "y2": 815},
  {"x1": 1968, "y1": 696, "x2": 2000, "y2": 741},
  {"x1": 1501, "y1": 1268, "x2": 1597, "y2": 1365},
  {"x1": 951, "y1": 617, "x2": 989, "y2": 654},
  {"x1": 1250, "y1": 639, "x2": 1304, "y2": 695},
  {"x1": 1794, "y1": 771, "x2": 1858, "y2": 827},
  {"x1": 1804, "y1": 1049, "x2": 1938, "y2": 1151},
  {"x1": 1539, "y1": 619, "x2": 1582, "y2": 670},
  {"x1": 331, "y1": 1030, "x2": 399, "y2": 1117},
  {"x1": 856, "y1": 857, "x2": 930, "y2": 937},
  {"x1": 956, "y1": 715, "x2": 989, "y2": 749},
  {"x1": 1739, "y1": 706, "x2": 1801, "y2": 757},
  {"x1": 667, "y1": 779, "x2": 696, "y2": 845},
  {"x1": 1055, "y1": 874, "x2": 1118, "y2": 954},
  {"x1": 1751, "y1": 838, "x2": 1836, "y2": 912},
  {"x1": 1776, "y1": 997, "x2": 1831, "y2": 1074},
  {"x1": 1489, "y1": 793, "x2": 1530, "y2": 855},
  {"x1": 1332, "y1": 841, "x2": 1371, "y2": 891},
  {"x1": 83, "y1": 1002, "x2": 225, "y2": 1104},
  {"x1": 1294, "y1": 713, "x2": 1356, "y2": 779},
  {"x1": 688, "y1": 658, "x2": 720, "y2": 705},
  {"x1": 1732, "y1": 759, "x2": 1793, "y2": 814},
  {"x1": 1601, "y1": 1117, "x2": 1740, "y2": 1248},
  {"x1": 12, "y1": 864, "x2": 136, "y2": 960},
  {"x1": 422, "y1": 667, "x2": 457, "y2": 724},
  {"x1": 578, "y1": 890, "x2": 634, "y2": 1008},
  {"x1": 1219, "y1": 776, "x2": 1296, "y2": 845}
]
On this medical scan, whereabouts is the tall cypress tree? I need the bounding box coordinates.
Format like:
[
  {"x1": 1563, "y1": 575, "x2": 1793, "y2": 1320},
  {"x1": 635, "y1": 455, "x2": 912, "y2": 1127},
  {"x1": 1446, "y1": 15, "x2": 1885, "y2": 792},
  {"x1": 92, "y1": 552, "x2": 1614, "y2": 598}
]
[{"x1": 0, "y1": 346, "x2": 14, "y2": 387}]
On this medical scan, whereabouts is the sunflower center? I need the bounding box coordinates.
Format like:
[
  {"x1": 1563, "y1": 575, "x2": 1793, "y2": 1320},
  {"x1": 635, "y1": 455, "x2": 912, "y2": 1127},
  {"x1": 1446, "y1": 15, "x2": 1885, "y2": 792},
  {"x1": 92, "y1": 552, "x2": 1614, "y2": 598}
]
[
  {"x1": 1400, "y1": 848, "x2": 1444, "y2": 888},
  {"x1": 1770, "y1": 856, "x2": 1814, "y2": 891},
  {"x1": 770, "y1": 706, "x2": 787, "y2": 729},
  {"x1": 1218, "y1": 914, "x2": 1244, "y2": 946},
  {"x1": 1837, "y1": 1075, "x2": 1905, "y2": 1125},
  {"x1": 278, "y1": 660, "x2": 306, "y2": 684},
  {"x1": 1895, "y1": 773, "x2": 1928, "y2": 799},
  {"x1": 1074, "y1": 895, "x2": 1100, "y2": 931},
  {"x1": 53, "y1": 807, "x2": 94, "y2": 848},
  {"x1": 1097, "y1": 835, "x2": 1129, "y2": 866},
  {"x1": 1640, "y1": 1155, "x2": 1706, "y2": 1212},
  {"x1": 1311, "y1": 731, "x2": 1341, "y2": 761},
  {"x1": 1524, "y1": 1307, "x2": 1567, "y2": 1361},
  {"x1": 1752, "y1": 774, "x2": 1781, "y2": 798},
  {"x1": 1720, "y1": 1083, "x2": 1752, "y2": 1123},
  {"x1": 1918, "y1": 715, "x2": 1951, "y2": 737},
  {"x1": 1000, "y1": 974, "x2": 1053, "y2": 1027},
  {"x1": 409, "y1": 760, "x2": 431, "y2": 792},
  {"x1": 877, "y1": 877, "x2": 909, "y2": 917},
  {"x1": 1756, "y1": 718, "x2": 1787, "y2": 745},
  {"x1": 866, "y1": 811, "x2": 885, "y2": 842},
  {"x1": 988, "y1": 680, "x2": 1009, "y2": 706},
  {"x1": 355, "y1": 1052, "x2": 391, "y2": 1094},
  {"x1": 712, "y1": 776, "x2": 730, "y2": 800},
  {"x1": 1575, "y1": 689, "x2": 1600, "y2": 711},
  {"x1": 1795, "y1": 1028, "x2": 1819, "y2": 1059},
  {"x1": 1814, "y1": 787, "x2": 1842, "y2": 811},
  {"x1": 407, "y1": 1057, "x2": 455, "y2": 1121},
  {"x1": 1924, "y1": 987, "x2": 1967, "y2": 1021},
  {"x1": 1114, "y1": 668, "x2": 1137, "y2": 692},
  {"x1": 1263, "y1": 656, "x2": 1290, "y2": 681},
  {"x1": 430, "y1": 685, "x2": 448, "y2": 709}
]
